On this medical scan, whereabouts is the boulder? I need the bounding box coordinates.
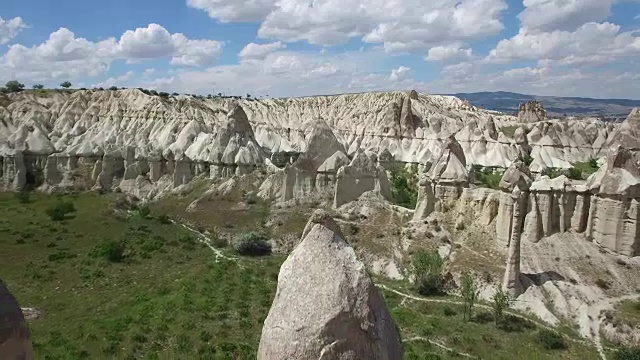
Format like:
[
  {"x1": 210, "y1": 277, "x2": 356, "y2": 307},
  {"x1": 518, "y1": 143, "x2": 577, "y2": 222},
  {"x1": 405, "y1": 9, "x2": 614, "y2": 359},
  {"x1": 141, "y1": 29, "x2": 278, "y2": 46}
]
[
  {"x1": 0, "y1": 278, "x2": 34, "y2": 359},
  {"x1": 258, "y1": 212, "x2": 404, "y2": 360}
]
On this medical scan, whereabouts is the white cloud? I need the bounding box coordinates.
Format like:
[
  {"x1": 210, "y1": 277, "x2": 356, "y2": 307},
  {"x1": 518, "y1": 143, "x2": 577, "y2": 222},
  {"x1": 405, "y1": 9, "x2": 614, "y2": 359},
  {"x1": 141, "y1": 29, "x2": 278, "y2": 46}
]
[
  {"x1": 0, "y1": 24, "x2": 223, "y2": 83},
  {"x1": 0, "y1": 17, "x2": 26, "y2": 44},
  {"x1": 186, "y1": 0, "x2": 275, "y2": 22},
  {"x1": 426, "y1": 45, "x2": 473, "y2": 61},
  {"x1": 142, "y1": 49, "x2": 425, "y2": 97},
  {"x1": 92, "y1": 71, "x2": 134, "y2": 88},
  {"x1": 487, "y1": 22, "x2": 640, "y2": 65},
  {"x1": 519, "y1": 0, "x2": 614, "y2": 32},
  {"x1": 242, "y1": 0, "x2": 507, "y2": 52},
  {"x1": 389, "y1": 66, "x2": 411, "y2": 82},
  {"x1": 239, "y1": 41, "x2": 285, "y2": 60}
]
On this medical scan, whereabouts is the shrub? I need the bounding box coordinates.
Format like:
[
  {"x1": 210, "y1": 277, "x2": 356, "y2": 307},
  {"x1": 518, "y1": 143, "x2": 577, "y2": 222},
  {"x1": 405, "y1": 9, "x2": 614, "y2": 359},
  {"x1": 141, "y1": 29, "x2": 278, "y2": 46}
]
[
  {"x1": 536, "y1": 329, "x2": 567, "y2": 350},
  {"x1": 60, "y1": 81, "x2": 72, "y2": 89},
  {"x1": 46, "y1": 201, "x2": 76, "y2": 221},
  {"x1": 209, "y1": 231, "x2": 227, "y2": 249},
  {"x1": 614, "y1": 346, "x2": 640, "y2": 360},
  {"x1": 443, "y1": 306, "x2": 457, "y2": 317},
  {"x1": 595, "y1": 278, "x2": 610, "y2": 290},
  {"x1": 234, "y1": 232, "x2": 272, "y2": 256},
  {"x1": 109, "y1": 86, "x2": 118, "y2": 91},
  {"x1": 390, "y1": 167, "x2": 418, "y2": 208},
  {"x1": 92, "y1": 241, "x2": 126, "y2": 263},
  {"x1": 157, "y1": 214, "x2": 172, "y2": 224},
  {"x1": 520, "y1": 154, "x2": 534, "y2": 167},
  {"x1": 567, "y1": 167, "x2": 582, "y2": 180},
  {"x1": 32, "y1": 84, "x2": 44, "y2": 90},
  {"x1": 412, "y1": 250, "x2": 444, "y2": 296},
  {"x1": 15, "y1": 191, "x2": 31, "y2": 204},
  {"x1": 471, "y1": 166, "x2": 504, "y2": 190},
  {"x1": 134, "y1": 205, "x2": 151, "y2": 219}
]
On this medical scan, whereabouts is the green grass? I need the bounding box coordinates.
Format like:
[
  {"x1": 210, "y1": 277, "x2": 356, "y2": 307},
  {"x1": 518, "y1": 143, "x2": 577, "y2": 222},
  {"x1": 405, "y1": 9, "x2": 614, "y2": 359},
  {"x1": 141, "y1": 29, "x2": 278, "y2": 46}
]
[
  {"x1": 471, "y1": 165, "x2": 505, "y2": 190},
  {"x1": 380, "y1": 286, "x2": 600, "y2": 360},
  {"x1": 571, "y1": 160, "x2": 600, "y2": 180},
  {"x1": 0, "y1": 192, "x2": 603, "y2": 360},
  {"x1": 0, "y1": 192, "x2": 284, "y2": 359}
]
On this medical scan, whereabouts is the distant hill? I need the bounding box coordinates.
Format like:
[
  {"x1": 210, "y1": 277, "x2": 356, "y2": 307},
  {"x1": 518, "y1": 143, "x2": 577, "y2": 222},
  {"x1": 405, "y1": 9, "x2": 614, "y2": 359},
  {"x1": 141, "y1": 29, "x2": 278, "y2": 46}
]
[{"x1": 448, "y1": 91, "x2": 640, "y2": 117}]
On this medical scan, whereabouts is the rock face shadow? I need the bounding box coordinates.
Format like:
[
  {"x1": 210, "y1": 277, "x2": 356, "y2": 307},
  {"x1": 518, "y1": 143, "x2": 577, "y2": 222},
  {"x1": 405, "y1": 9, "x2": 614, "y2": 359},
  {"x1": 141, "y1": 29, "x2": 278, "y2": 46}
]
[{"x1": 520, "y1": 271, "x2": 566, "y2": 293}]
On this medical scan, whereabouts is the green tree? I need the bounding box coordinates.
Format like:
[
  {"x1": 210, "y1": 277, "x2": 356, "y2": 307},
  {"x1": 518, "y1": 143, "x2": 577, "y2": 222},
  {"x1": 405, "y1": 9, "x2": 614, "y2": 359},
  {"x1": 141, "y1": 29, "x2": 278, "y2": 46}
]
[
  {"x1": 60, "y1": 81, "x2": 72, "y2": 89},
  {"x1": 492, "y1": 288, "x2": 513, "y2": 326},
  {"x1": 461, "y1": 272, "x2": 479, "y2": 321},
  {"x1": 412, "y1": 250, "x2": 445, "y2": 296},
  {"x1": 390, "y1": 167, "x2": 418, "y2": 208},
  {"x1": 5, "y1": 80, "x2": 25, "y2": 93},
  {"x1": 32, "y1": 84, "x2": 44, "y2": 90}
]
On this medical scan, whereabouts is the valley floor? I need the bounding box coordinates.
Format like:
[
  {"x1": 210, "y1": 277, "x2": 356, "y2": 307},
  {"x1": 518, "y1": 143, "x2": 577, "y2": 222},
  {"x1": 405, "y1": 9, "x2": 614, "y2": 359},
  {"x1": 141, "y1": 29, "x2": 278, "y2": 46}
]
[{"x1": 0, "y1": 192, "x2": 615, "y2": 359}]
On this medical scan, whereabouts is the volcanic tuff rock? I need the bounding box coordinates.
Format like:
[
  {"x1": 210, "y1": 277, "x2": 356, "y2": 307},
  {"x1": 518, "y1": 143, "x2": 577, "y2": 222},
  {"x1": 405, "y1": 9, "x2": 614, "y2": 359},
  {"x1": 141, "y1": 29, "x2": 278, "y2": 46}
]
[
  {"x1": 0, "y1": 278, "x2": 34, "y2": 359},
  {"x1": 258, "y1": 212, "x2": 403, "y2": 360},
  {"x1": 518, "y1": 101, "x2": 546, "y2": 123},
  {"x1": 334, "y1": 151, "x2": 393, "y2": 208},
  {"x1": 608, "y1": 107, "x2": 640, "y2": 150}
]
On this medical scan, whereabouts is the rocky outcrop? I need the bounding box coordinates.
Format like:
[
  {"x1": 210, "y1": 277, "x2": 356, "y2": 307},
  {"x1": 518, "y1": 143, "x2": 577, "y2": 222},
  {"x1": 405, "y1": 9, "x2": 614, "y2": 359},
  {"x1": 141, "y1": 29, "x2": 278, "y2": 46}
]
[
  {"x1": 258, "y1": 211, "x2": 404, "y2": 360},
  {"x1": 607, "y1": 108, "x2": 639, "y2": 150},
  {"x1": 585, "y1": 146, "x2": 639, "y2": 256},
  {"x1": 496, "y1": 161, "x2": 533, "y2": 246},
  {"x1": 503, "y1": 187, "x2": 526, "y2": 296},
  {"x1": 1, "y1": 151, "x2": 26, "y2": 191},
  {"x1": 280, "y1": 119, "x2": 346, "y2": 202},
  {"x1": 518, "y1": 101, "x2": 546, "y2": 123},
  {"x1": 316, "y1": 150, "x2": 350, "y2": 188},
  {"x1": 0, "y1": 278, "x2": 34, "y2": 359},
  {"x1": 334, "y1": 151, "x2": 392, "y2": 208},
  {"x1": 414, "y1": 136, "x2": 469, "y2": 221}
]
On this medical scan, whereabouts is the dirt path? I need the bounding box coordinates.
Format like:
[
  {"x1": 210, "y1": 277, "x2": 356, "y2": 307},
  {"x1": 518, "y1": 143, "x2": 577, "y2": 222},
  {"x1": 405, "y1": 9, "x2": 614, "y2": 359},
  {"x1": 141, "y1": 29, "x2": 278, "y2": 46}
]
[
  {"x1": 174, "y1": 221, "x2": 239, "y2": 263},
  {"x1": 405, "y1": 336, "x2": 477, "y2": 359}
]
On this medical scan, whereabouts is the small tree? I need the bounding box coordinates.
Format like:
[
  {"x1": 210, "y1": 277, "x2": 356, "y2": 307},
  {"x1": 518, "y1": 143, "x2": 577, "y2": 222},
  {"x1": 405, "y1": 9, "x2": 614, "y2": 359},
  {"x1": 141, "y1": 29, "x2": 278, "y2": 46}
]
[
  {"x1": 412, "y1": 250, "x2": 445, "y2": 296},
  {"x1": 60, "y1": 81, "x2": 72, "y2": 89},
  {"x1": 5, "y1": 80, "x2": 25, "y2": 93},
  {"x1": 461, "y1": 272, "x2": 479, "y2": 321},
  {"x1": 32, "y1": 84, "x2": 44, "y2": 90},
  {"x1": 234, "y1": 232, "x2": 271, "y2": 256},
  {"x1": 492, "y1": 288, "x2": 513, "y2": 326}
]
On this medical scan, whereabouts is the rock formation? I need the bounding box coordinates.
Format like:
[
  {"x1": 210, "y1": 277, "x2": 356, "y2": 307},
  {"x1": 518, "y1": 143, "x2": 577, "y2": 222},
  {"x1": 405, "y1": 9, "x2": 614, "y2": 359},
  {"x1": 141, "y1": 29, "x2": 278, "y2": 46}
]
[
  {"x1": 413, "y1": 136, "x2": 468, "y2": 221},
  {"x1": 258, "y1": 211, "x2": 404, "y2": 360},
  {"x1": 334, "y1": 151, "x2": 392, "y2": 208},
  {"x1": 608, "y1": 108, "x2": 639, "y2": 150},
  {"x1": 0, "y1": 278, "x2": 34, "y2": 359},
  {"x1": 496, "y1": 161, "x2": 533, "y2": 246},
  {"x1": 518, "y1": 101, "x2": 546, "y2": 123},
  {"x1": 585, "y1": 146, "x2": 639, "y2": 256}
]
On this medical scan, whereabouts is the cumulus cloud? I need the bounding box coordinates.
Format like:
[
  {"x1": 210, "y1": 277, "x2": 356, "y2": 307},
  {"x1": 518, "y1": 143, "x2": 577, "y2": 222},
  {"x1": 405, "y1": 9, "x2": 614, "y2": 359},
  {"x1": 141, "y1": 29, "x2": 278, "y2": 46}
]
[
  {"x1": 92, "y1": 71, "x2": 135, "y2": 88},
  {"x1": 257, "y1": 0, "x2": 507, "y2": 51},
  {"x1": 239, "y1": 41, "x2": 286, "y2": 60},
  {"x1": 142, "y1": 49, "x2": 425, "y2": 97},
  {"x1": 426, "y1": 45, "x2": 473, "y2": 61},
  {"x1": 0, "y1": 17, "x2": 26, "y2": 44},
  {"x1": 487, "y1": 22, "x2": 640, "y2": 65},
  {"x1": 519, "y1": 0, "x2": 613, "y2": 32},
  {"x1": 389, "y1": 66, "x2": 411, "y2": 82},
  {"x1": 186, "y1": 0, "x2": 275, "y2": 22},
  {"x1": 0, "y1": 24, "x2": 223, "y2": 83}
]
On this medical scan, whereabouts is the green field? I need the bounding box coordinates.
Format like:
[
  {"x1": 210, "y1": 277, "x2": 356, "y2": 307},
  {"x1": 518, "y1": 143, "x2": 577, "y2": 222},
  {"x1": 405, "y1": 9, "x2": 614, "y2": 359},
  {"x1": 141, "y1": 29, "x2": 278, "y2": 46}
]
[{"x1": 0, "y1": 192, "x2": 604, "y2": 359}]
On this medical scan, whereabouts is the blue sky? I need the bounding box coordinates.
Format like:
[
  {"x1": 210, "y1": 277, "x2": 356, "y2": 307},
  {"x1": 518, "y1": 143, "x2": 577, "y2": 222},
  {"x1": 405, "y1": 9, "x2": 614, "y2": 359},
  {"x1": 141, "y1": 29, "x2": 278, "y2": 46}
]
[{"x1": 0, "y1": 0, "x2": 639, "y2": 98}]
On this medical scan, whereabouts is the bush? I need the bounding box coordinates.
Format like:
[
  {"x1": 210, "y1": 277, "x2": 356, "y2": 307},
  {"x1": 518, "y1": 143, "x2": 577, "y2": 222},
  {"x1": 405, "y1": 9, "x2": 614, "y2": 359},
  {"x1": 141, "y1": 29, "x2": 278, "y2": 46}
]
[
  {"x1": 390, "y1": 166, "x2": 418, "y2": 208},
  {"x1": 536, "y1": 329, "x2": 567, "y2": 350},
  {"x1": 209, "y1": 231, "x2": 227, "y2": 249},
  {"x1": 46, "y1": 201, "x2": 76, "y2": 221},
  {"x1": 15, "y1": 191, "x2": 31, "y2": 204},
  {"x1": 614, "y1": 346, "x2": 640, "y2": 360},
  {"x1": 32, "y1": 84, "x2": 44, "y2": 90},
  {"x1": 412, "y1": 250, "x2": 445, "y2": 296},
  {"x1": 157, "y1": 214, "x2": 172, "y2": 224},
  {"x1": 567, "y1": 167, "x2": 582, "y2": 180},
  {"x1": 443, "y1": 306, "x2": 457, "y2": 317},
  {"x1": 60, "y1": 81, "x2": 72, "y2": 89},
  {"x1": 5, "y1": 80, "x2": 25, "y2": 93},
  {"x1": 134, "y1": 205, "x2": 151, "y2": 219},
  {"x1": 471, "y1": 166, "x2": 504, "y2": 190},
  {"x1": 234, "y1": 232, "x2": 271, "y2": 256},
  {"x1": 92, "y1": 241, "x2": 126, "y2": 263},
  {"x1": 520, "y1": 154, "x2": 534, "y2": 167}
]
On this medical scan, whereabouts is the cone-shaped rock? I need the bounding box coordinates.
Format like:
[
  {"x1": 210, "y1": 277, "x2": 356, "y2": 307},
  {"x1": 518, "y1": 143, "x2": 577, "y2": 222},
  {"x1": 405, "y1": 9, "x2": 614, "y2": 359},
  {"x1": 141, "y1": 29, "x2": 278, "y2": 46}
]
[
  {"x1": 1, "y1": 278, "x2": 34, "y2": 359},
  {"x1": 258, "y1": 211, "x2": 404, "y2": 360}
]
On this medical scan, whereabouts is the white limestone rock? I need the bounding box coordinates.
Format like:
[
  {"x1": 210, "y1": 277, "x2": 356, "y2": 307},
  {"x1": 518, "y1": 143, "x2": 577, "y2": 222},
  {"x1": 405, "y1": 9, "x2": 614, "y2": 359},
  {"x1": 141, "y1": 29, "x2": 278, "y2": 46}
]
[{"x1": 258, "y1": 212, "x2": 404, "y2": 360}]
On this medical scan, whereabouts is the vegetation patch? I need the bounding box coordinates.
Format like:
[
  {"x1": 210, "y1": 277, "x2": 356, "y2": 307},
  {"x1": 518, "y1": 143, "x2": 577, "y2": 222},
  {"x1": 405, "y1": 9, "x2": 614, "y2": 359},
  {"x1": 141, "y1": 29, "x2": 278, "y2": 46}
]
[
  {"x1": 390, "y1": 165, "x2": 419, "y2": 209},
  {"x1": 471, "y1": 165, "x2": 505, "y2": 190}
]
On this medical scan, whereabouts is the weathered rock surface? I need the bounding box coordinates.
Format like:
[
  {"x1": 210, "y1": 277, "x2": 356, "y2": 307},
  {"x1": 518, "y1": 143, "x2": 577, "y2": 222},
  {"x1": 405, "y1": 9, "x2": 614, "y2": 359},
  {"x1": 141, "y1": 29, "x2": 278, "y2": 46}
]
[
  {"x1": 258, "y1": 212, "x2": 404, "y2": 360},
  {"x1": 608, "y1": 108, "x2": 640, "y2": 150},
  {"x1": 0, "y1": 278, "x2": 34, "y2": 359},
  {"x1": 334, "y1": 151, "x2": 392, "y2": 208},
  {"x1": 518, "y1": 101, "x2": 546, "y2": 123}
]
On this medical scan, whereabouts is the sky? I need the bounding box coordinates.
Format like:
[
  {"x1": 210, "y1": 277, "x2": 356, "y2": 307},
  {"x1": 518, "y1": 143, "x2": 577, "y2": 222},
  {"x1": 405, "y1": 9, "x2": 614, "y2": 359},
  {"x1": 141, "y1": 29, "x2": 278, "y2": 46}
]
[{"x1": 0, "y1": 0, "x2": 639, "y2": 99}]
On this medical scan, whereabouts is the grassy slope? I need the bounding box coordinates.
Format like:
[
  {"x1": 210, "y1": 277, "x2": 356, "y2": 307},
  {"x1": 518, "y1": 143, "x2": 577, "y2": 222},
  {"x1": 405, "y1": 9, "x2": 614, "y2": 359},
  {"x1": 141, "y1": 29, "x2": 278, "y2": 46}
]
[
  {"x1": 0, "y1": 192, "x2": 283, "y2": 359},
  {"x1": 0, "y1": 192, "x2": 601, "y2": 359}
]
